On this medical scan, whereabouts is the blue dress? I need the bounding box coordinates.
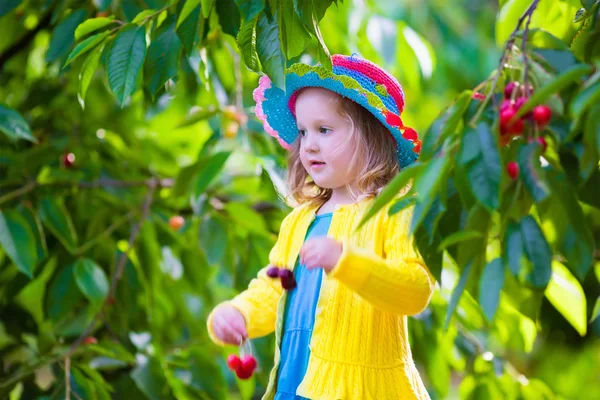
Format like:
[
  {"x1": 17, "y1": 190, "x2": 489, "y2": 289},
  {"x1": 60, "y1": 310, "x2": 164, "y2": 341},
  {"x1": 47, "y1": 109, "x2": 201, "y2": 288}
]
[{"x1": 274, "y1": 212, "x2": 333, "y2": 400}]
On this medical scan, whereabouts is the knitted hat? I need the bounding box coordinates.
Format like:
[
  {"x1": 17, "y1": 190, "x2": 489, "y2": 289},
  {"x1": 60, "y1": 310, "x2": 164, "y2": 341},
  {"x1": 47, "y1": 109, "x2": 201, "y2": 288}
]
[{"x1": 252, "y1": 54, "x2": 421, "y2": 168}]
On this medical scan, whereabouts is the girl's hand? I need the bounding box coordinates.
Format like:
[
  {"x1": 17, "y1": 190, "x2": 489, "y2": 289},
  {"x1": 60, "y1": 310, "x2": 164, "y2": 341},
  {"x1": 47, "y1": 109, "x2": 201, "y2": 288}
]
[
  {"x1": 211, "y1": 305, "x2": 248, "y2": 345},
  {"x1": 299, "y1": 237, "x2": 343, "y2": 273}
]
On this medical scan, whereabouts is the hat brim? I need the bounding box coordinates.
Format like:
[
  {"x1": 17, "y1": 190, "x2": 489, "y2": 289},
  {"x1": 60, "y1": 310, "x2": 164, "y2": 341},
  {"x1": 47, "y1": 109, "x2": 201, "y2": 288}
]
[{"x1": 253, "y1": 63, "x2": 419, "y2": 168}]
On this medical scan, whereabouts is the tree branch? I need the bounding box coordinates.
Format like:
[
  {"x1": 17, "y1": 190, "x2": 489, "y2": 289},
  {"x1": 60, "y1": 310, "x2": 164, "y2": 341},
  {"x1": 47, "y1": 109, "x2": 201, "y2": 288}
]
[{"x1": 468, "y1": 0, "x2": 540, "y2": 126}]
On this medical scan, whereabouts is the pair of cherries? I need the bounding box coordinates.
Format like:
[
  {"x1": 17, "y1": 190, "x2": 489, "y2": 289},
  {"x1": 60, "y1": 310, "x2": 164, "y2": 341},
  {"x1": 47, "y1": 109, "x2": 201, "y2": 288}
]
[
  {"x1": 227, "y1": 339, "x2": 258, "y2": 379},
  {"x1": 266, "y1": 266, "x2": 296, "y2": 290}
]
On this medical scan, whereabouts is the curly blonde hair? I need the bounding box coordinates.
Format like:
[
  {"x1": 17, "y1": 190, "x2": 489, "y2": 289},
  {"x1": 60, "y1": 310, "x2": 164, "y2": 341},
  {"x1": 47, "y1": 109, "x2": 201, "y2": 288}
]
[{"x1": 285, "y1": 89, "x2": 400, "y2": 207}]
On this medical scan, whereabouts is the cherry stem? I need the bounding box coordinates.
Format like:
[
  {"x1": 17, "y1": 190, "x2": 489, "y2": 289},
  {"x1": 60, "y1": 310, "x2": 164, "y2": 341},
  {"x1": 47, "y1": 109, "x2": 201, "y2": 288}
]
[{"x1": 468, "y1": 0, "x2": 540, "y2": 126}]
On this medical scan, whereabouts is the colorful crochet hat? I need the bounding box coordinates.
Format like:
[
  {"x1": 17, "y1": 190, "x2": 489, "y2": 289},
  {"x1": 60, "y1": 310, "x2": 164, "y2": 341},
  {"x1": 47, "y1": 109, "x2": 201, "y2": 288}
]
[{"x1": 252, "y1": 54, "x2": 421, "y2": 168}]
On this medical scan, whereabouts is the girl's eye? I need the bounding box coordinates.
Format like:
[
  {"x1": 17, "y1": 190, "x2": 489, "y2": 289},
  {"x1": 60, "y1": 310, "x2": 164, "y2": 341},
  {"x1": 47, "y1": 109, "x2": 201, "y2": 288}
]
[
  {"x1": 319, "y1": 127, "x2": 331, "y2": 134},
  {"x1": 298, "y1": 129, "x2": 306, "y2": 137}
]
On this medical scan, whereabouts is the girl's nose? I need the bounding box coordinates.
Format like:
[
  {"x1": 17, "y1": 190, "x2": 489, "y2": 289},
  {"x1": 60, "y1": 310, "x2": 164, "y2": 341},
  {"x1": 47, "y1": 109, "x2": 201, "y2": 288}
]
[{"x1": 303, "y1": 132, "x2": 319, "y2": 152}]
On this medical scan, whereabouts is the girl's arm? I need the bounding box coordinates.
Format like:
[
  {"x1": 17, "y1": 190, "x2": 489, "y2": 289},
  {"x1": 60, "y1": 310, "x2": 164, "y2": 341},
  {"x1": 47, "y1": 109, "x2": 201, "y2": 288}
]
[
  {"x1": 328, "y1": 206, "x2": 435, "y2": 316},
  {"x1": 206, "y1": 211, "x2": 294, "y2": 346}
]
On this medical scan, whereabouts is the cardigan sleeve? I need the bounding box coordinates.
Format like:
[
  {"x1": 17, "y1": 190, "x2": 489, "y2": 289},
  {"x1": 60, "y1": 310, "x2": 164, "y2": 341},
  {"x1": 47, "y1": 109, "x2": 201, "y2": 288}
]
[
  {"x1": 206, "y1": 209, "x2": 294, "y2": 346},
  {"x1": 328, "y1": 205, "x2": 435, "y2": 316}
]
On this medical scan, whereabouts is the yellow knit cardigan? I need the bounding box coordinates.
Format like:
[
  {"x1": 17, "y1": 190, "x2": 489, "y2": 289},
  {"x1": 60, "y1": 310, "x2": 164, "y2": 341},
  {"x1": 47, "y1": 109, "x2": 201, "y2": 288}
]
[{"x1": 207, "y1": 197, "x2": 435, "y2": 399}]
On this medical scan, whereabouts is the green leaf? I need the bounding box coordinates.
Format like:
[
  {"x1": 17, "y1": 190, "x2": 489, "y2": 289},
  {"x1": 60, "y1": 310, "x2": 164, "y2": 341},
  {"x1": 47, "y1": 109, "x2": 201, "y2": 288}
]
[
  {"x1": 199, "y1": 215, "x2": 228, "y2": 265},
  {"x1": 570, "y1": 81, "x2": 600, "y2": 121},
  {"x1": 201, "y1": 0, "x2": 214, "y2": 18},
  {"x1": 0, "y1": 0, "x2": 20, "y2": 17},
  {"x1": 411, "y1": 155, "x2": 452, "y2": 233},
  {"x1": 293, "y1": 0, "x2": 331, "y2": 69},
  {"x1": 505, "y1": 216, "x2": 552, "y2": 288},
  {"x1": 64, "y1": 31, "x2": 110, "y2": 67},
  {"x1": 176, "y1": 1, "x2": 201, "y2": 55},
  {"x1": 459, "y1": 123, "x2": 501, "y2": 211},
  {"x1": 256, "y1": 11, "x2": 285, "y2": 89},
  {"x1": 591, "y1": 296, "x2": 600, "y2": 323},
  {"x1": 177, "y1": 0, "x2": 201, "y2": 28},
  {"x1": 74, "y1": 258, "x2": 109, "y2": 306},
  {"x1": 78, "y1": 46, "x2": 104, "y2": 109},
  {"x1": 479, "y1": 258, "x2": 504, "y2": 321},
  {"x1": 432, "y1": 90, "x2": 472, "y2": 152},
  {"x1": 0, "y1": 210, "x2": 38, "y2": 278},
  {"x1": 47, "y1": 264, "x2": 84, "y2": 322},
  {"x1": 144, "y1": 19, "x2": 182, "y2": 97},
  {"x1": 0, "y1": 105, "x2": 36, "y2": 143},
  {"x1": 534, "y1": 49, "x2": 578, "y2": 74},
  {"x1": 132, "y1": 9, "x2": 157, "y2": 24},
  {"x1": 279, "y1": 0, "x2": 311, "y2": 59},
  {"x1": 444, "y1": 261, "x2": 472, "y2": 330},
  {"x1": 540, "y1": 169, "x2": 594, "y2": 280},
  {"x1": 437, "y1": 230, "x2": 484, "y2": 252},
  {"x1": 237, "y1": 16, "x2": 261, "y2": 72},
  {"x1": 514, "y1": 64, "x2": 593, "y2": 119},
  {"x1": 517, "y1": 143, "x2": 549, "y2": 202},
  {"x1": 46, "y1": 9, "x2": 88, "y2": 62},
  {"x1": 580, "y1": 103, "x2": 600, "y2": 180},
  {"x1": 131, "y1": 356, "x2": 172, "y2": 400},
  {"x1": 176, "y1": 106, "x2": 219, "y2": 128},
  {"x1": 17, "y1": 204, "x2": 47, "y2": 263},
  {"x1": 495, "y1": 0, "x2": 531, "y2": 46},
  {"x1": 192, "y1": 151, "x2": 232, "y2": 197},
  {"x1": 234, "y1": 0, "x2": 264, "y2": 21},
  {"x1": 107, "y1": 25, "x2": 147, "y2": 106},
  {"x1": 216, "y1": 0, "x2": 241, "y2": 37},
  {"x1": 39, "y1": 197, "x2": 78, "y2": 254},
  {"x1": 74, "y1": 16, "x2": 116, "y2": 40},
  {"x1": 358, "y1": 162, "x2": 424, "y2": 228},
  {"x1": 225, "y1": 203, "x2": 268, "y2": 235},
  {"x1": 388, "y1": 192, "x2": 416, "y2": 216},
  {"x1": 545, "y1": 261, "x2": 587, "y2": 336}
]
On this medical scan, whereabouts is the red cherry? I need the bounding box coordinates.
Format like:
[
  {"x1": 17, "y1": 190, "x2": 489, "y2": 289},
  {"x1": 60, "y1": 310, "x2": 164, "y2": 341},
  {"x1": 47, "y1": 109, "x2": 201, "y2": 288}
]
[
  {"x1": 278, "y1": 269, "x2": 292, "y2": 279},
  {"x1": 266, "y1": 266, "x2": 280, "y2": 278},
  {"x1": 537, "y1": 137, "x2": 548, "y2": 152},
  {"x1": 241, "y1": 355, "x2": 257, "y2": 372},
  {"x1": 403, "y1": 128, "x2": 418, "y2": 141},
  {"x1": 83, "y1": 337, "x2": 98, "y2": 345},
  {"x1": 500, "y1": 99, "x2": 512, "y2": 112},
  {"x1": 235, "y1": 355, "x2": 257, "y2": 379},
  {"x1": 533, "y1": 105, "x2": 552, "y2": 127},
  {"x1": 504, "y1": 82, "x2": 518, "y2": 99},
  {"x1": 169, "y1": 216, "x2": 185, "y2": 231},
  {"x1": 62, "y1": 152, "x2": 75, "y2": 168},
  {"x1": 227, "y1": 354, "x2": 242, "y2": 371},
  {"x1": 514, "y1": 97, "x2": 532, "y2": 117},
  {"x1": 472, "y1": 92, "x2": 486, "y2": 101},
  {"x1": 507, "y1": 162, "x2": 520, "y2": 180},
  {"x1": 500, "y1": 108, "x2": 524, "y2": 136}
]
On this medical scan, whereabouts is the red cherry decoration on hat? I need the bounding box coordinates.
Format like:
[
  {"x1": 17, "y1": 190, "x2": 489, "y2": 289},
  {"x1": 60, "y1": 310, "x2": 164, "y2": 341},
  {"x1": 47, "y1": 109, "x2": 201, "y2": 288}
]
[
  {"x1": 403, "y1": 128, "x2": 418, "y2": 141},
  {"x1": 384, "y1": 111, "x2": 404, "y2": 128}
]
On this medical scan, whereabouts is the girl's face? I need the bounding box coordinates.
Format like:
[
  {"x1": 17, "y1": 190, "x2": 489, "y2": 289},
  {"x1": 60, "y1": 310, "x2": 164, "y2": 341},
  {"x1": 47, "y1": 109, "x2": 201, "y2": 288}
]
[{"x1": 295, "y1": 88, "x2": 356, "y2": 190}]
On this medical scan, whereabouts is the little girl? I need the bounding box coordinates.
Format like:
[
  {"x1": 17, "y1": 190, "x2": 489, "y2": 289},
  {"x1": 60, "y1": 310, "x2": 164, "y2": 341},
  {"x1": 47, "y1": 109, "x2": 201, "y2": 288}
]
[{"x1": 207, "y1": 54, "x2": 435, "y2": 399}]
